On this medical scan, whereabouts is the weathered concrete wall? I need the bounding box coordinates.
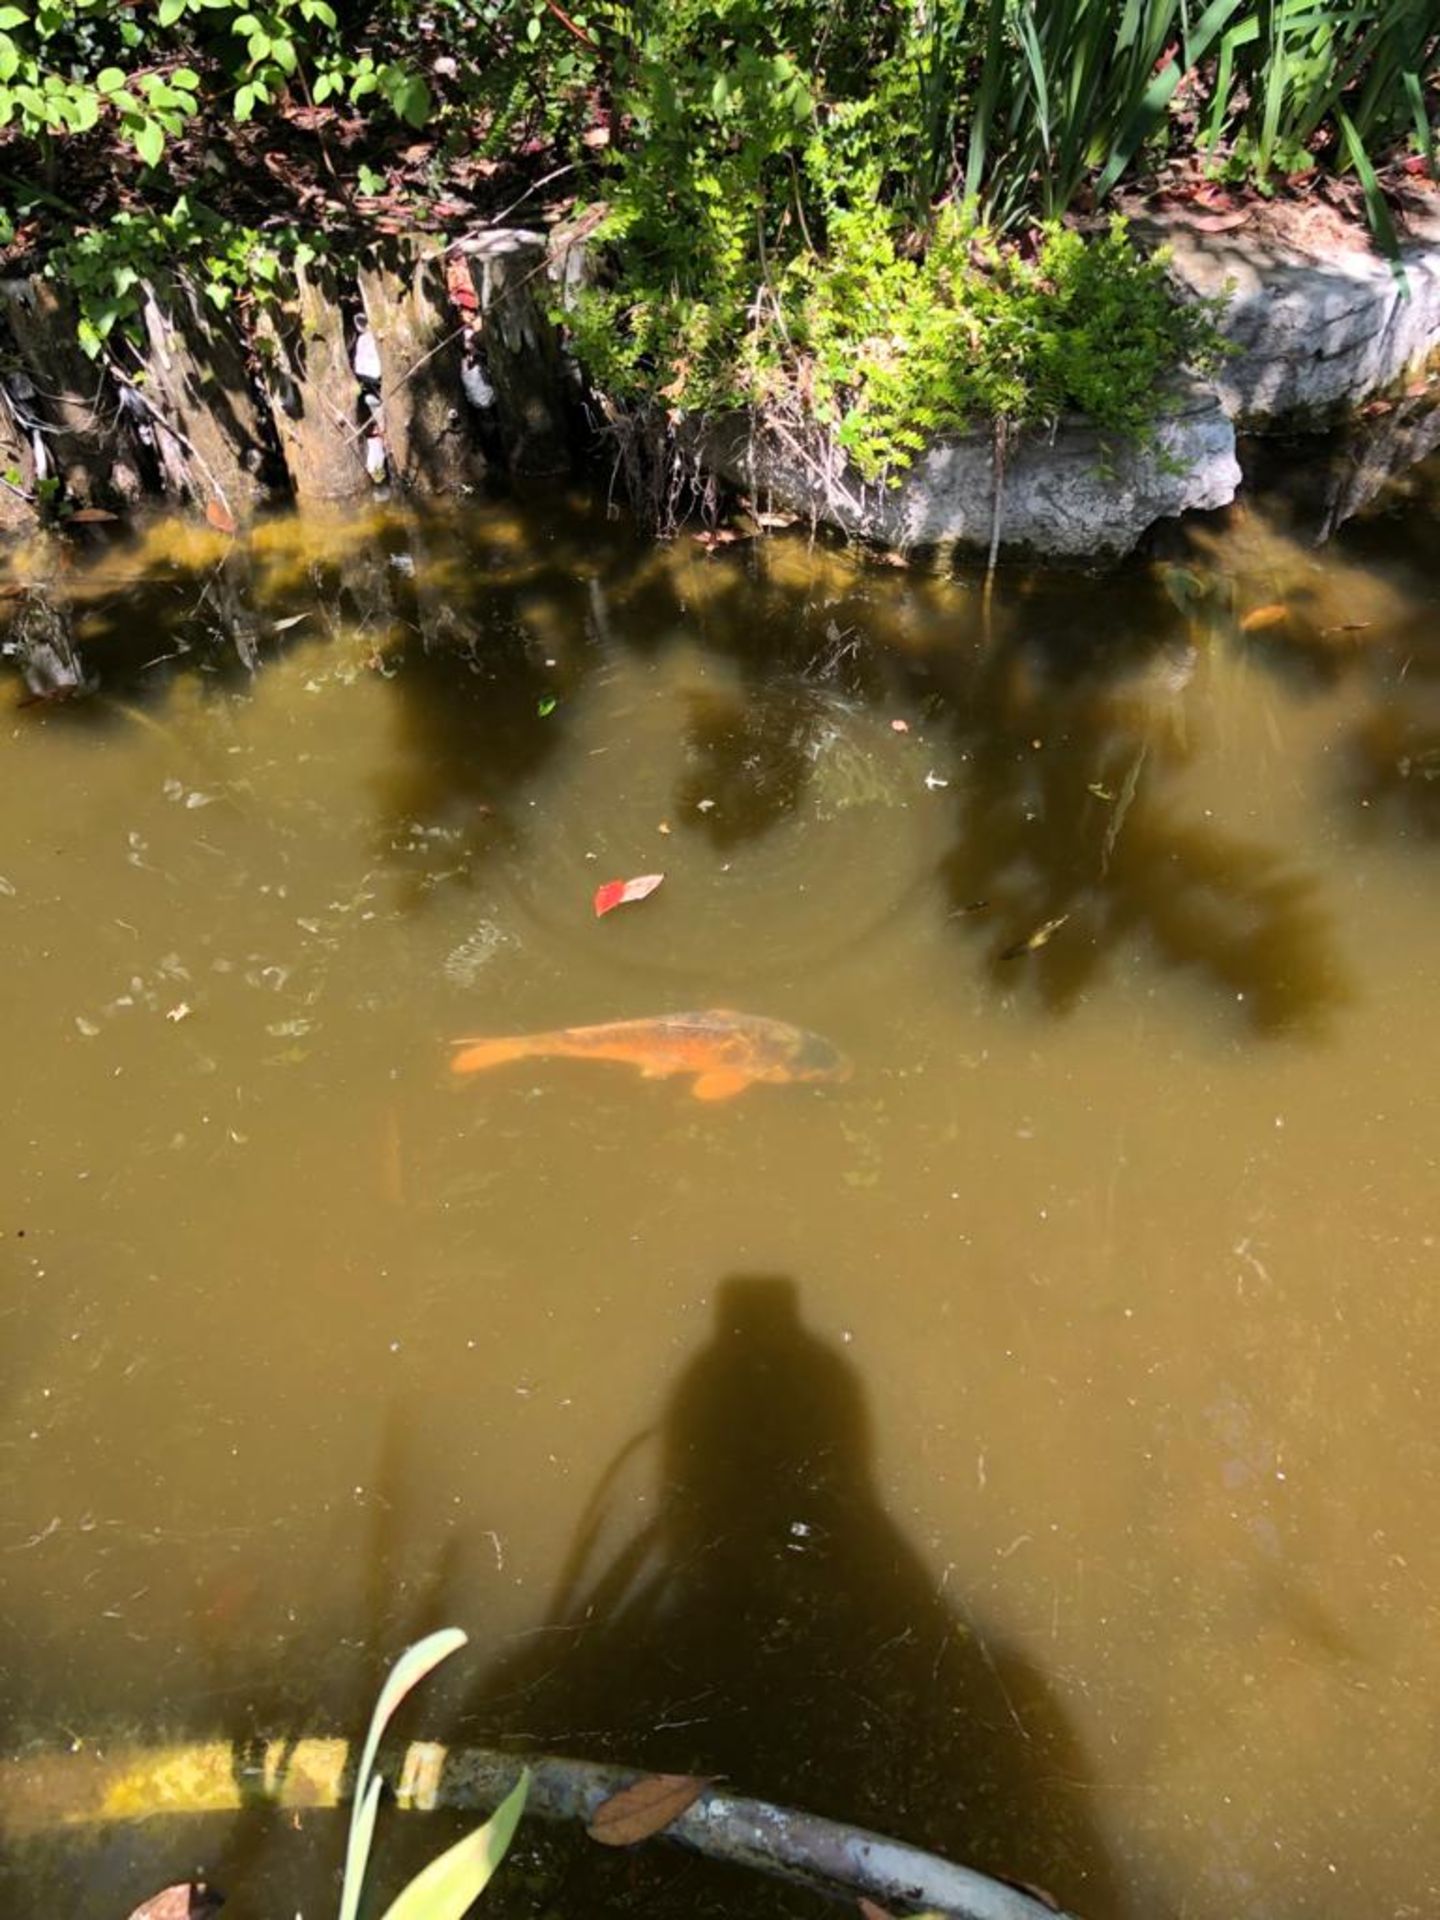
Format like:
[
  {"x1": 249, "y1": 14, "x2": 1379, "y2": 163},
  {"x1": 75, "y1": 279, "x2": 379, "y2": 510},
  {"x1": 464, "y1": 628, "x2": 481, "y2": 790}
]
[
  {"x1": 1158, "y1": 207, "x2": 1440, "y2": 425},
  {"x1": 704, "y1": 382, "x2": 1241, "y2": 561},
  {"x1": 360, "y1": 238, "x2": 478, "y2": 494},
  {"x1": 0, "y1": 280, "x2": 148, "y2": 505},
  {"x1": 133, "y1": 274, "x2": 273, "y2": 522},
  {"x1": 457, "y1": 228, "x2": 573, "y2": 476}
]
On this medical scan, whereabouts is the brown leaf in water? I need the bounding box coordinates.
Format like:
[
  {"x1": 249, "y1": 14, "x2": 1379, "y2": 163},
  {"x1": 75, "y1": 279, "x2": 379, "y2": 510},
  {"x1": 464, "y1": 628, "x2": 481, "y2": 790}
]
[
  {"x1": 587, "y1": 1773, "x2": 707, "y2": 1846},
  {"x1": 205, "y1": 500, "x2": 237, "y2": 535},
  {"x1": 67, "y1": 506, "x2": 119, "y2": 523},
  {"x1": 124, "y1": 1883, "x2": 224, "y2": 1920},
  {"x1": 593, "y1": 873, "x2": 665, "y2": 917},
  {"x1": 1239, "y1": 603, "x2": 1289, "y2": 632},
  {"x1": 858, "y1": 1901, "x2": 895, "y2": 1920}
]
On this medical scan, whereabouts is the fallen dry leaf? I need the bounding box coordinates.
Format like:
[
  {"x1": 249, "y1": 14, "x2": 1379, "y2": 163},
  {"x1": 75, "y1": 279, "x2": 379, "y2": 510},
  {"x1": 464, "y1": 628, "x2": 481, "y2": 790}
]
[
  {"x1": 205, "y1": 499, "x2": 237, "y2": 535},
  {"x1": 586, "y1": 1773, "x2": 707, "y2": 1846},
  {"x1": 857, "y1": 1901, "x2": 895, "y2": 1920},
  {"x1": 593, "y1": 873, "x2": 665, "y2": 918},
  {"x1": 67, "y1": 506, "x2": 119, "y2": 524},
  {"x1": 1239, "y1": 603, "x2": 1289, "y2": 632},
  {"x1": 1182, "y1": 208, "x2": 1251, "y2": 232},
  {"x1": 124, "y1": 1883, "x2": 224, "y2": 1920}
]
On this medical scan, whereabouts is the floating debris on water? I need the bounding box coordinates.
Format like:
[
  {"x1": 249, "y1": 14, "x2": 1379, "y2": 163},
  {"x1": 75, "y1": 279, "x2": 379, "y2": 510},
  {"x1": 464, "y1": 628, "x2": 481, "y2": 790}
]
[
  {"x1": 442, "y1": 920, "x2": 514, "y2": 987},
  {"x1": 1000, "y1": 913, "x2": 1070, "y2": 961}
]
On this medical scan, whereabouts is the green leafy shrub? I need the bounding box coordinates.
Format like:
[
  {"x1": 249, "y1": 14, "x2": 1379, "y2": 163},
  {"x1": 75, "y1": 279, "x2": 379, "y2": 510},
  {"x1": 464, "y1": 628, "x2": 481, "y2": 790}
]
[
  {"x1": 570, "y1": 187, "x2": 1225, "y2": 482},
  {"x1": 50, "y1": 197, "x2": 321, "y2": 356}
]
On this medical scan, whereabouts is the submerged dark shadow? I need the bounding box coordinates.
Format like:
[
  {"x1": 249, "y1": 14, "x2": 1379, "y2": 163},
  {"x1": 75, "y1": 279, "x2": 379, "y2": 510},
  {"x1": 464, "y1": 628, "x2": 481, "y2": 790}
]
[
  {"x1": 464, "y1": 1276, "x2": 1116, "y2": 1917},
  {"x1": 932, "y1": 617, "x2": 1352, "y2": 1037}
]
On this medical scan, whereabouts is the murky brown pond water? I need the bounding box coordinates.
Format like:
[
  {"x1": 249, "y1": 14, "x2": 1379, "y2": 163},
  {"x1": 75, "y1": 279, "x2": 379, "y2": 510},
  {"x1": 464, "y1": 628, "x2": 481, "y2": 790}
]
[{"x1": 3, "y1": 471, "x2": 1440, "y2": 1919}]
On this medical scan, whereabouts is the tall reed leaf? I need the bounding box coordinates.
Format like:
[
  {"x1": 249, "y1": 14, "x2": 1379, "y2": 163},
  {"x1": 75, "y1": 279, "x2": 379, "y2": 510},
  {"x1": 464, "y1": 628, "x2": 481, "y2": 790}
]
[
  {"x1": 1337, "y1": 105, "x2": 1403, "y2": 269},
  {"x1": 339, "y1": 1628, "x2": 469, "y2": 1920},
  {"x1": 378, "y1": 1771, "x2": 531, "y2": 1920}
]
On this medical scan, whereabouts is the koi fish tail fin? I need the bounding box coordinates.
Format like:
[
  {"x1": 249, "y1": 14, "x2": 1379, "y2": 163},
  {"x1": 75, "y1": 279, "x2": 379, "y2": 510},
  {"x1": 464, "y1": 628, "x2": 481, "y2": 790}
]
[{"x1": 450, "y1": 1037, "x2": 528, "y2": 1076}]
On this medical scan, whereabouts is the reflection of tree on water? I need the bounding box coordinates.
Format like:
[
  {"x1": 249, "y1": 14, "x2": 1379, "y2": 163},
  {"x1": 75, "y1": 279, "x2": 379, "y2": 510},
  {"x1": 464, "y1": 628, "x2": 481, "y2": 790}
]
[
  {"x1": 935, "y1": 622, "x2": 1351, "y2": 1036},
  {"x1": 469, "y1": 1276, "x2": 1115, "y2": 1916}
]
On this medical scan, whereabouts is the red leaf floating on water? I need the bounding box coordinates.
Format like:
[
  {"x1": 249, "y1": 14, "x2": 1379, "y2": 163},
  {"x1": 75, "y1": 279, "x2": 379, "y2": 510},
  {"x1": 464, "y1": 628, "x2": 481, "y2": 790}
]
[
  {"x1": 205, "y1": 499, "x2": 238, "y2": 535},
  {"x1": 593, "y1": 873, "x2": 665, "y2": 918},
  {"x1": 124, "y1": 1883, "x2": 225, "y2": 1920},
  {"x1": 586, "y1": 1773, "x2": 707, "y2": 1846}
]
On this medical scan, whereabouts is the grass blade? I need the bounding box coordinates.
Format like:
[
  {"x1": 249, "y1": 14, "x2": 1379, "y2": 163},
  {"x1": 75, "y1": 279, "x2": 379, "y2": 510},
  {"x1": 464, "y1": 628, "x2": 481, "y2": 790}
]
[
  {"x1": 378, "y1": 1770, "x2": 531, "y2": 1920},
  {"x1": 1402, "y1": 69, "x2": 1432, "y2": 167},
  {"x1": 339, "y1": 1628, "x2": 469, "y2": 1920},
  {"x1": 1337, "y1": 105, "x2": 1404, "y2": 273},
  {"x1": 962, "y1": 0, "x2": 1010, "y2": 213},
  {"x1": 340, "y1": 1777, "x2": 385, "y2": 1920}
]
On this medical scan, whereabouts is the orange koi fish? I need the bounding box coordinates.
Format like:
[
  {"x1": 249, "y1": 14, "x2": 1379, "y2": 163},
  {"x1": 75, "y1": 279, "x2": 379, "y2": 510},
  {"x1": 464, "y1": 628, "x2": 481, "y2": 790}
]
[{"x1": 450, "y1": 1008, "x2": 851, "y2": 1102}]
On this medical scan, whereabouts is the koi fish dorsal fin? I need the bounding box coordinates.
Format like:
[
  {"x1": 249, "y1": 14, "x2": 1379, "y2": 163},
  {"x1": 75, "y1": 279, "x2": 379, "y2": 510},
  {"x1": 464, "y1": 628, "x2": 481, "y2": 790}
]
[{"x1": 691, "y1": 1069, "x2": 751, "y2": 1101}]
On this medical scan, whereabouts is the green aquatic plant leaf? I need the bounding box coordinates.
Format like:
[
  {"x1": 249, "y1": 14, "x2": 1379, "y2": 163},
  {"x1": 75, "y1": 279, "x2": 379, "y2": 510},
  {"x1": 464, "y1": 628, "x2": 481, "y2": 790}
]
[
  {"x1": 340, "y1": 1775, "x2": 384, "y2": 1920},
  {"x1": 339, "y1": 1626, "x2": 469, "y2": 1920},
  {"x1": 378, "y1": 1770, "x2": 530, "y2": 1920},
  {"x1": 1337, "y1": 106, "x2": 1402, "y2": 271}
]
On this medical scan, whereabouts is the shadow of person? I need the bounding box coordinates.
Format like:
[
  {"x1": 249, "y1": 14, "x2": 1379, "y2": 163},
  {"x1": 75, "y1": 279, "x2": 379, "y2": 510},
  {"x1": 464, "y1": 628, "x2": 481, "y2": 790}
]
[{"x1": 469, "y1": 1276, "x2": 1117, "y2": 1917}]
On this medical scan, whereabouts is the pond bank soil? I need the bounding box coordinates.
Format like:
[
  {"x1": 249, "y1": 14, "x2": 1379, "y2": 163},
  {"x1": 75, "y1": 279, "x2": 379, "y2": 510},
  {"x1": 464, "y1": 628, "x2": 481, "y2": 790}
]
[{"x1": 2, "y1": 199, "x2": 1438, "y2": 559}]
